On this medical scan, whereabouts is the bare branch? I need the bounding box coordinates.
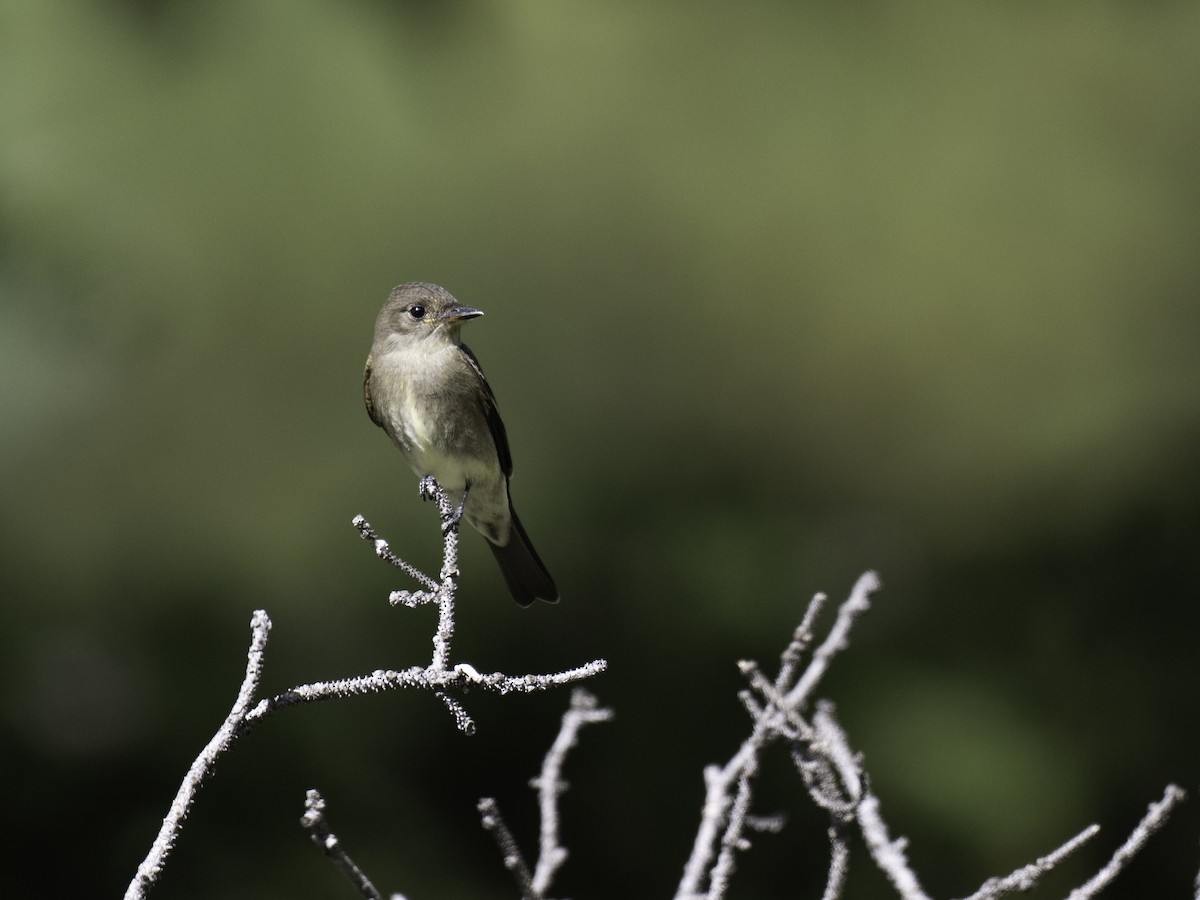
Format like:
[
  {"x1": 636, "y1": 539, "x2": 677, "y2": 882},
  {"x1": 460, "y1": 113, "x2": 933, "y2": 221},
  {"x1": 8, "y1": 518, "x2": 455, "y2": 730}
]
[
  {"x1": 1066, "y1": 784, "x2": 1187, "y2": 900},
  {"x1": 675, "y1": 571, "x2": 1197, "y2": 899},
  {"x1": 676, "y1": 575, "x2": 881, "y2": 900},
  {"x1": 124, "y1": 610, "x2": 271, "y2": 900},
  {"x1": 127, "y1": 480, "x2": 604, "y2": 897},
  {"x1": 959, "y1": 824, "x2": 1100, "y2": 900},
  {"x1": 811, "y1": 702, "x2": 862, "y2": 802},
  {"x1": 813, "y1": 705, "x2": 932, "y2": 900},
  {"x1": 706, "y1": 758, "x2": 760, "y2": 900},
  {"x1": 478, "y1": 797, "x2": 541, "y2": 900},
  {"x1": 300, "y1": 789, "x2": 386, "y2": 900},
  {"x1": 357, "y1": 479, "x2": 462, "y2": 669},
  {"x1": 793, "y1": 742, "x2": 855, "y2": 821},
  {"x1": 740, "y1": 659, "x2": 814, "y2": 742},
  {"x1": 238, "y1": 489, "x2": 606, "y2": 737},
  {"x1": 436, "y1": 690, "x2": 476, "y2": 735},
  {"x1": 1190, "y1": 840, "x2": 1200, "y2": 900},
  {"x1": 821, "y1": 824, "x2": 851, "y2": 900},
  {"x1": 776, "y1": 589, "x2": 829, "y2": 688},
  {"x1": 786, "y1": 571, "x2": 880, "y2": 709},
  {"x1": 530, "y1": 689, "x2": 614, "y2": 895},
  {"x1": 675, "y1": 726, "x2": 772, "y2": 899},
  {"x1": 129, "y1": 541, "x2": 1196, "y2": 900},
  {"x1": 236, "y1": 659, "x2": 606, "y2": 735},
  {"x1": 352, "y1": 515, "x2": 438, "y2": 592}
]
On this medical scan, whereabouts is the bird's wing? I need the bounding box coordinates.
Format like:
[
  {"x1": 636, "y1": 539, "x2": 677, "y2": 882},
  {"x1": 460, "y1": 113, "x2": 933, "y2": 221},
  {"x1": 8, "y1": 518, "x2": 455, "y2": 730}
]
[
  {"x1": 458, "y1": 343, "x2": 513, "y2": 477},
  {"x1": 363, "y1": 355, "x2": 383, "y2": 427}
]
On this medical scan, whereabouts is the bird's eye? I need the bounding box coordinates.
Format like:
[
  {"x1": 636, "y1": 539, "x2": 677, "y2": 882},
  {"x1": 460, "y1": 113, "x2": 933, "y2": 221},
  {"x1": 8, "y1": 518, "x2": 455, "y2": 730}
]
[{"x1": 408, "y1": 305, "x2": 425, "y2": 320}]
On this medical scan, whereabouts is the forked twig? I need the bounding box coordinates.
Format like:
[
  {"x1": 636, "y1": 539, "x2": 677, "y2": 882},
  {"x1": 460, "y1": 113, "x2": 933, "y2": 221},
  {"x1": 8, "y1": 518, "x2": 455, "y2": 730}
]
[
  {"x1": 481, "y1": 688, "x2": 614, "y2": 899},
  {"x1": 126, "y1": 480, "x2": 604, "y2": 899}
]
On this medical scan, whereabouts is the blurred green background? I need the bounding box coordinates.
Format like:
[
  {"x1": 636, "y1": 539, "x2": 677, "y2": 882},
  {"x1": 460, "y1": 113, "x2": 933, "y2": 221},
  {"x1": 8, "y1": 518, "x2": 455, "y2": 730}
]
[{"x1": 3, "y1": 2, "x2": 1199, "y2": 897}]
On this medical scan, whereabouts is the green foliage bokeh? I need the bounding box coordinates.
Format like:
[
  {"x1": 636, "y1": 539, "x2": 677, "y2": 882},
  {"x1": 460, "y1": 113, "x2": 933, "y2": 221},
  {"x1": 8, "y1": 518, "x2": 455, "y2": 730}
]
[{"x1": 2, "y1": 2, "x2": 1198, "y2": 897}]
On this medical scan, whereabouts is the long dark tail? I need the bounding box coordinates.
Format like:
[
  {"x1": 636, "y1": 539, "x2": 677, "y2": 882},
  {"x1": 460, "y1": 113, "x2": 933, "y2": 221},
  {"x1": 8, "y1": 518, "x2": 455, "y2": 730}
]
[{"x1": 488, "y1": 505, "x2": 558, "y2": 606}]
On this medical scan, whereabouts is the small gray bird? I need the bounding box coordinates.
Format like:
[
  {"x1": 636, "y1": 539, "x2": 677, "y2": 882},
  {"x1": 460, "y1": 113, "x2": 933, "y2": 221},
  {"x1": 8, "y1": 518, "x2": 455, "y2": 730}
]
[{"x1": 363, "y1": 282, "x2": 558, "y2": 606}]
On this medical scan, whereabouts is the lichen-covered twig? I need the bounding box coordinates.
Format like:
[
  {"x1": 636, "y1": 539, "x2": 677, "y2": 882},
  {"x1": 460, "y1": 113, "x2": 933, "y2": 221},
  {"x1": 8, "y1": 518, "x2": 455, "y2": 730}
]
[
  {"x1": 958, "y1": 823, "x2": 1099, "y2": 900},
  {"x1": 125, "y1": 610, "x2": 271, "y2": 900},
  {"x1": 299, "y1": 790, "x2": 385, "y2": 900},
  {"x1": 1065, "y1": 784, "x2": 1186, "y2": 900},
  {"x1": 126, "y1": 480, "x2": 604, "y2": 898},
  {"x1": 675, "y1": 571, "x2": 882, "y2": 900},
  {"x1": 531, "y1": 689, "x2": 614, "y2": 894},
  {"x1": 812, "y1": 704, "x2": 931, "y2": 900},
  {"x1": 480, "y1": 688, "x2": 613, "y2": 899},
  {"x1": 236, "y1": 657, "x2": 606, "y2": 738},
  {"x1": 129, "y1": 541, "x2": 1193, "y2": 900},
  {"x1": 479, "y1": 797, "x2": 541, "y2": 900},
  {"x1": 677, "y1": 570, "x2": 1187, "y2": 900}
]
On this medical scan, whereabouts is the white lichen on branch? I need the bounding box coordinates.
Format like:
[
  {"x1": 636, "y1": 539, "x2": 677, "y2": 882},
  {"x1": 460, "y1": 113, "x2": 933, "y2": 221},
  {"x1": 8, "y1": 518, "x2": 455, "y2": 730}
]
[
  {"x1": 674, "y1": 572, "x2": 1188, "y2": 900},
  {"x1": 124, "y1": 480, "x2": 605, "y2": 900},
  {"x1": 299, "y1": 790, "x2": 386, "y2": 900},
  {"x1": 481, "y1": 688, "x2": 614, "y2": 900},
  {"x1": 125, "y1": 517, "x2": 1193, "y2": 900},
  {"x1": 124, "y1": 610, "x2": 271, "y2": 900}
]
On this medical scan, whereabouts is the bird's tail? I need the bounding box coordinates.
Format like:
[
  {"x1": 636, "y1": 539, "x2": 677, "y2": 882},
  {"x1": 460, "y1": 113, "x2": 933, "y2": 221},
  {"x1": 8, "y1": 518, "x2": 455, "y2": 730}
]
[{"x1": 488, "y1": 505, "x2": 558, "y2": 606}]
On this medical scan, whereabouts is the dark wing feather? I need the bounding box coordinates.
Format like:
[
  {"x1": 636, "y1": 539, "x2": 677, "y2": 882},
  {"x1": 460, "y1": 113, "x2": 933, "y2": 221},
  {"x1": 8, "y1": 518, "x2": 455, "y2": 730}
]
[
  {"x1": 457, "y1": 343, "x2": 512, "y2": 477},
  {"x1": 363, "y1": 355, "x2": 383, "y2": 427}
]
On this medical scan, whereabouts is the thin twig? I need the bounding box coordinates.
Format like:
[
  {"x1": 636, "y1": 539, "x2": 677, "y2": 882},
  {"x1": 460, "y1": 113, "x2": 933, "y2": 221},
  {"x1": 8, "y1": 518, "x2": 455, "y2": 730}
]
[
  {"x1": 127, "y1": 479, "x2": 604, "y2": 897},
  {"x1": 436, "y1": 690, "x2": 476, "y2": 735},
  {"x1": 786, "y1": 571, "x2": 880, "y2": 709},
  {"x1": 300, "y1": 790, "x2": 386, "y2": 900},
  {"x1": 821, "y1": 824, "x2": 851, "y2": 900},
  {"x1": 479, "y1": 797, "x2": 541, "y2": 900},
  {"x1": 1066, "y1": 784, "x2": 1187, "y2": 900},
  {"x1": 124, "y1": 611, "x2": 272, "y2": 900},
  {"x1": 707, "y1": 760, "x2": 759, "y2": 900},
  {"x1": 741, "y1": 659, "x2": 815, "y2": 742},
  {"x1": 958, "y1": 824, "x2": 1100, "y2": 900},
  {"x1": 776, "y1": 590, "x2": 829, "y2": 688},
  {"x1": 813, "y1": 704, "x2": 931, "y2": 900},
  {"x1": 427, "y1": 479, "x2": 460, "y2": 670},
  {"x1": 1195, "y1": 834, "x2": 1200, "y2": 900},
  {"x1": 794, "y1": 744, "x2": 855, "y2": 820},
  {"x1": 675, "y1": 711, "x2": 777, "y2": 899},
  {"x1": 530, "y1": 689, "x2": 614, "y2": 895},
  {"x1": 676, "y1": 576, "x2": 879, "y2": 900},
  {"x1": 353, "y1": 515, "x2": 438, "y2": 591},
  {"x1": 239, "y1": 658, "x2": 607, "y2": 733}
]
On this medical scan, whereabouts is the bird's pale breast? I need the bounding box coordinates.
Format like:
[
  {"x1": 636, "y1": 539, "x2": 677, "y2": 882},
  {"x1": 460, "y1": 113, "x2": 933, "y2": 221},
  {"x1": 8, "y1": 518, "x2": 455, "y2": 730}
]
[{"x1": 372, "y1": 344, "x2": 498, "y2": 497}]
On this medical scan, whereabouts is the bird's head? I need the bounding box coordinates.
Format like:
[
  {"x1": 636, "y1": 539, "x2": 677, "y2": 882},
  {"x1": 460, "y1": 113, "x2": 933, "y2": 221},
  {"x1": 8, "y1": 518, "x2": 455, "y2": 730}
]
[{"x1": 374, "y1": 282, "x2": 483, "y2": 346}]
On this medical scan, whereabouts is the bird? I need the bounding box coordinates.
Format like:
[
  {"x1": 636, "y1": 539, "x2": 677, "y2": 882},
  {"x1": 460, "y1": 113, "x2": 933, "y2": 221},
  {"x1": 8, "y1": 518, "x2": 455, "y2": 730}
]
[{"x1": 363, "y1": 282, "x2": 558, "y2": 606}]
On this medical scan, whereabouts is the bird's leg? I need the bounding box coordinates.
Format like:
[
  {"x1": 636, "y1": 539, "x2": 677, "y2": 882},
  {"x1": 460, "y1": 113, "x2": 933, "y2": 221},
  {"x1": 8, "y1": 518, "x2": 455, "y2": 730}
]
[{"x1": 443, "y1": 483, "x2": 470, "y2": 534}]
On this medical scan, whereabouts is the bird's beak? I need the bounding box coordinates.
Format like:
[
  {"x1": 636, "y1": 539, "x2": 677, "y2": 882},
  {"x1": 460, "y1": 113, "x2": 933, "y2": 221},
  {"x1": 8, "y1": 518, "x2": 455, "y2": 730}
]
[{"x1": 438, "y1": 305, "x2": 484, "y2": 323}]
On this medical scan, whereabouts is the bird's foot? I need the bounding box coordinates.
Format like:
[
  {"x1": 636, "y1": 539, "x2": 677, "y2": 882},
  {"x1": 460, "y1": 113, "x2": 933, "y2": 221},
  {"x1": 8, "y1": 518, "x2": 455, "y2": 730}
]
[
  {"x1": 418, "y1": 475, "x2": 439, "y2": 502},
  {"x1": 442, "y1": 484, "x2": 469, "y2": 534}
]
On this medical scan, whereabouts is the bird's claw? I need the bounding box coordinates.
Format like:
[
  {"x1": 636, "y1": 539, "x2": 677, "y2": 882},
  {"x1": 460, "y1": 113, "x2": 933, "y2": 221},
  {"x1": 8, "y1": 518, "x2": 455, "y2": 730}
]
[
  {"x1": 418, "y1": 475, "x2": 438, "y2": 502},
  {"x1": 441, "y1": 485, "x2": 469, "y2": 534}
]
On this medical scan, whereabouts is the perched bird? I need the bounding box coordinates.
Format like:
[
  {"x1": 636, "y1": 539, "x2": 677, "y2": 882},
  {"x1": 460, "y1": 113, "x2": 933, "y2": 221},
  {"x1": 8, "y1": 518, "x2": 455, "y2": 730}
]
[{"x1": 363, "y1": 282, "x2": 558, "y2": 605}]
